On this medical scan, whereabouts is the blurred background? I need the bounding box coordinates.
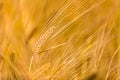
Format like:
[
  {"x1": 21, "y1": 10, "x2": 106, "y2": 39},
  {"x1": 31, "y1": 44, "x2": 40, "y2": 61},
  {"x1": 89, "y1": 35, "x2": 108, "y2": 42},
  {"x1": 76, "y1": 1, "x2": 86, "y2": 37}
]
[{"x1": 0, "y1": 0, "x2": 120, "y2": 80}]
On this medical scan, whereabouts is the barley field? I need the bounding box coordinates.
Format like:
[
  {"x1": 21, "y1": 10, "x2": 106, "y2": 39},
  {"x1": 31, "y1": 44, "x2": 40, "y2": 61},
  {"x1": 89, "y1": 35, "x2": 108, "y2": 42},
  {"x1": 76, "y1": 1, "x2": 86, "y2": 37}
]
[{"x1": 0, "y1": 0, "x2": 120, "y2": 80}]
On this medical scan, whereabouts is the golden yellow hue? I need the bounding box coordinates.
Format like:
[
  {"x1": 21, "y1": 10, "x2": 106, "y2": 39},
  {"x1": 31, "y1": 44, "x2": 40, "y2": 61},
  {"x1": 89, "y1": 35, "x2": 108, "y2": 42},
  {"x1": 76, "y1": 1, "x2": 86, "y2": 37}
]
[{"x1": 0, "y1": 0, "x2": 120, "y2": 80}]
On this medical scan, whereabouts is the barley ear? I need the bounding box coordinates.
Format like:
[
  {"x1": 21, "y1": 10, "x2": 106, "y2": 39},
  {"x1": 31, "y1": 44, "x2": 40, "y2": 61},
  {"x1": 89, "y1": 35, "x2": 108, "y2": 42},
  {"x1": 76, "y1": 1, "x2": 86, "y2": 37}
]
[{"x1": 29, "y1": 26, "x2": 55, "y2": 73}]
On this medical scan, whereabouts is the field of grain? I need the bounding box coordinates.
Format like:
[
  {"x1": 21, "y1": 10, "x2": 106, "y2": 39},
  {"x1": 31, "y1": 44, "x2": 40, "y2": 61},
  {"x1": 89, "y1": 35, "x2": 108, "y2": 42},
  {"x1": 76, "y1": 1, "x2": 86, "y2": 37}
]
[{"x1": 0, "y1": 0, "x2": 120, "y2": 80}]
